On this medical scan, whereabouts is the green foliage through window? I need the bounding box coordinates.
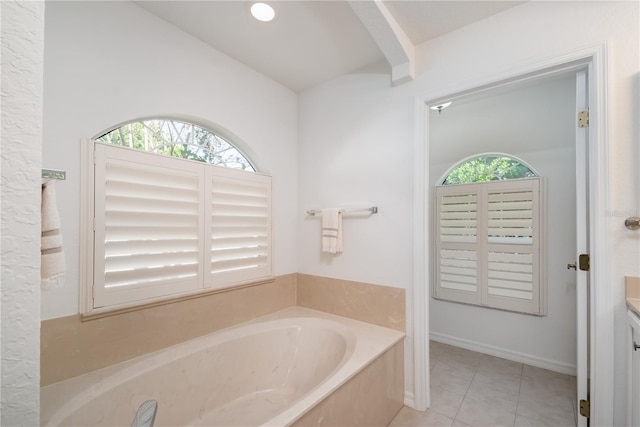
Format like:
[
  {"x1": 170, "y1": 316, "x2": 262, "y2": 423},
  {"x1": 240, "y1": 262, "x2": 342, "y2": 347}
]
[
  {"x1": 98, "y1": 119, "x2": 255, "y2": 171},
  {"x1": 443, "y1": 155, "x2": 536, "y2": 185}
]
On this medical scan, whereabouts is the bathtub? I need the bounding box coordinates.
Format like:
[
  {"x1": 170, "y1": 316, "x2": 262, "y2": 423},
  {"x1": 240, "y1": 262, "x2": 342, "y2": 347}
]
[{"x1": 40, "y1": 307, "x2": 405, "y2": 426}]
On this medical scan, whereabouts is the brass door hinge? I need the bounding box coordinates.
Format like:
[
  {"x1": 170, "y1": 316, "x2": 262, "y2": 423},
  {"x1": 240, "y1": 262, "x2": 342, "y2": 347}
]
[
  {"x1": 578, "y1": 110, "x2": 589, "y2": 128},
  {"x1": 579, "y1": 399, "x2": 590, "y2": 418},
  {"x1": 579, "y1": 254, "x2": 590, "y2": 271}
]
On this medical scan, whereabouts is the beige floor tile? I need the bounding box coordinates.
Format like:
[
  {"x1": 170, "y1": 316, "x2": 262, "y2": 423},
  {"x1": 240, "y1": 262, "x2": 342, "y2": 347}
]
[
  {"x1": 465, "y1": 377, "x2": 520, "y2": 414},
  {"x1": 389, "y1": 406, "x2": 454, "y2": 427},
  {"x1": 521, "y1": 365, "x2": 575, "y2": 398},
  {"x1": 473, "y1": 362, "x2": 522, "y2": 393},
  {"x1": 430, "y1": 341, "x2": 452, "y2": 357},
  {"x1": 422, "y1": 342, "x2": 576, "y2": 427},
  {"x1": 430, "y1": 384, "x2": 464, "y2": 418},
  {"x1": 438, "y1": 344, "x2": 484, "y2": 367},
  {"x1": 516, "y1": 387, "x2": 575, "y2": 427},
  {"x1": 476, "y1": 354, "x2": 523, "y2": 379},
  {"x1": 514, "y1": 413, "x2": 575, "y2": 427},
  {"x1": 456, "y1": 394, "x2": 516, "y2": 427},
  {"x1": 436, "y1": 357, "x2": 479, "y2": 378},
  {"x1": 430, "y1": 363, "x2": 475, "y2": 396}
]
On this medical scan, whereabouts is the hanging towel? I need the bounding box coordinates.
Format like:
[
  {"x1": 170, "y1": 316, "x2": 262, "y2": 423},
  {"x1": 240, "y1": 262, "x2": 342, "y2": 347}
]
[
  {"x1": 41, "y1": 181, "x2": 65, "y2": 290},
  {"x1": 321, "y1": 208, "x2": 343, "y2": 254}
]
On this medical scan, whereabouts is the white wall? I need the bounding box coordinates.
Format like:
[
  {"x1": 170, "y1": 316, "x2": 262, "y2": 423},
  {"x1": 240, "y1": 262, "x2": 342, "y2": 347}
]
[
  {"x1": 0, "y1": 1, "x2": 44, "y2": 423},
  {"x1": 298, "y1": 1, "x2": 639, "y2": 421},
  {"x1": 429, "y1": 75, "x2": 578, "y2": 373},
  {"x1": 297, "y1": 66, "x2": 414, "y2": 288},
  {"x1": 42, "y1": 1, "x2": 299, "y2": 319}
]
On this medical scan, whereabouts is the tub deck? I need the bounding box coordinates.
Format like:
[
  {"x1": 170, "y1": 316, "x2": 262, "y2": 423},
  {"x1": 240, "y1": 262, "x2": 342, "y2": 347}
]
[{"x1": 41, "y1": 307, "x2": 404, "y2": 427}]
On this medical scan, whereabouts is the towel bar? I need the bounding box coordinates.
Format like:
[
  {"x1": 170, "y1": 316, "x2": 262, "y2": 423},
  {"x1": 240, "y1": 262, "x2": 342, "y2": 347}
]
[
  {"x1": 42, "y1": 169, "x2": 66, "y2": 181},
  {"x1": 306, "y1": 206, "x2": 378, "y2": 216}
]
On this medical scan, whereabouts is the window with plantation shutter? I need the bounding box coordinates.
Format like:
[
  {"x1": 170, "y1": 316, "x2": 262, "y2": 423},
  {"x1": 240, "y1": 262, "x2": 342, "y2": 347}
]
[
  {"x1": 94, "y1": 144, "x2": 204, "y2": 308},
  {"x1": 434, "y1": 177, "x2": 545, "y2": 315},
  {"x1": 209, "y1": 167, "x2": 271, "y2": 288},
  {"x1": 90, "y1": 140, "x2": 271, "y2": 312}
]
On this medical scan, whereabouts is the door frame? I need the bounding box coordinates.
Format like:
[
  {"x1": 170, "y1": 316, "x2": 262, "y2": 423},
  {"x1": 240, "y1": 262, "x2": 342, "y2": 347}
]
[
  {"x1": 411, "y1": 41, "x2": 612, "y2": 424},
  {"x1": 575, "y1": 69, "x2": 589, "y2": 427}
]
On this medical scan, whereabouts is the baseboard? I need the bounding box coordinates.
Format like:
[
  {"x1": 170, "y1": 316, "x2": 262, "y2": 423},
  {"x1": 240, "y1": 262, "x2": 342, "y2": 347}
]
[
  {"x1": 430, "y1": 332, "x2": 577, "y2": 376},
  {"x1": 403, "y1": 391, "x2": 416, "y2": 409}
]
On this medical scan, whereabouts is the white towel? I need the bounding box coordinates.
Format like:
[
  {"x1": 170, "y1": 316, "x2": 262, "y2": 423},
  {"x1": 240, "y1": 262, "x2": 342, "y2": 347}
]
[
  {"x1": 41, "y1": 181, "x2": 65, "y2": 290},
  {"x1": 321, "y1": 208, "x2": 343, "y2": 254}
]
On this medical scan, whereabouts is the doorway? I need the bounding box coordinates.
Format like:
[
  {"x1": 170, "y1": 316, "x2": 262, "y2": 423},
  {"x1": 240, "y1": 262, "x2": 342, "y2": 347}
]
[
  {"x1": 411, "y1": 44, "x2": 612, "y2": 425},
  {"x1": 429, "y1": 70, "x2": 581, "y2": 422}
]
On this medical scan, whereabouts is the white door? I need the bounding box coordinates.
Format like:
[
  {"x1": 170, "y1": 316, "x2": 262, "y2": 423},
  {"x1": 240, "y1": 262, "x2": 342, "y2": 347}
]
[{"x1": 575, "y1": 69, "x2": 590, "y2": 427}]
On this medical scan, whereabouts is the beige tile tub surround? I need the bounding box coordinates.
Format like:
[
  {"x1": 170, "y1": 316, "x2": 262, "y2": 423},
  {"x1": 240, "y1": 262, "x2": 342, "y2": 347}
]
[
  {"x1": 293, "y1": 340, "x2": 404, "y2": 427},
  {"x1": 41, "y1": 274, "x2": 296, "y2": 386},
  {"x1": 297, "y1": 274, "x2": 406, "y2": 331},
  {"x1": 42, "y1": 273, "x2": 406, "y2": 387},
  {"x1": 41, "y1": 308, "x2": 404, "y2": 427},
  {"x1": 626, "y1": 276, "x2": 640, "y2": 317}
]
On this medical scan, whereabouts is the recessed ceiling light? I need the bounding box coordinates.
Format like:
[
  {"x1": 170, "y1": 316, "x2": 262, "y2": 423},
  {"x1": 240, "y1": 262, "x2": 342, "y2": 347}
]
[{"x1": 250, "y1": 2, "x2": 276, "y2": 22}]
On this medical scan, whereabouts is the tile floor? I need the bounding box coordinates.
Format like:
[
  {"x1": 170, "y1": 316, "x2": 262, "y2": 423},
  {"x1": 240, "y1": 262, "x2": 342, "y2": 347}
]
[{"x1": 389, "y1": 341, "x2": 577, "y2": 427}]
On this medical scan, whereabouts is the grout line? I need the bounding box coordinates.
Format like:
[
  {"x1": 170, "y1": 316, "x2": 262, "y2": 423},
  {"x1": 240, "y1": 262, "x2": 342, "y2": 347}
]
[
  {"x1": 430, "y1": 343, "x2": 577, "y2": 427},
  {"x1": 512, "y1": 363, "x2": 524, "y2": 427}
]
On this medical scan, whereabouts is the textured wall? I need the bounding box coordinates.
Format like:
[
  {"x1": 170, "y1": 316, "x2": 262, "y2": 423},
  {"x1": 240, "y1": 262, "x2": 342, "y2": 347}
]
[{"x1": 0, "y1": 1, "x2": 44, "y2": 424}]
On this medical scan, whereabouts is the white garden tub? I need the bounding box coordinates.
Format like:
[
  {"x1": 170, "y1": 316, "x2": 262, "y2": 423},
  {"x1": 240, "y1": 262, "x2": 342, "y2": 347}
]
[{"x1": 40, "y1": 307, "x2": 404, "y2": 427}]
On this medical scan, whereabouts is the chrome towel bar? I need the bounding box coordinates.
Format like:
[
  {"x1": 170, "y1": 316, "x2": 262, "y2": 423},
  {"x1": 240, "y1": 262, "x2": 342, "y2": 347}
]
[
  {"x1": 306, "y1": 206, "x2": 378, "y2": 216},
  {"x1": 42, "y1": 169, "x2": 66, "y2": 181}
]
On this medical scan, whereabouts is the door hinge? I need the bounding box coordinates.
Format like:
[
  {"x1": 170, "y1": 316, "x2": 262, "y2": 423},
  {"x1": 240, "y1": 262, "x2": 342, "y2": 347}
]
[
  {"x1": 578, "y1": 110, "x2": 589, "y2": 128},
  {"x1": 579, "y1": 254, "x2": 590, "y2": 271},
  {"x1": 579, "y1": 399, "x2": 590, "y2": 418}
]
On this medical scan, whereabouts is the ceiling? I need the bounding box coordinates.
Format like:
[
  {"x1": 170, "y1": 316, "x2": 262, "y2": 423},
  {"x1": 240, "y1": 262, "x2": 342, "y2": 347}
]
[{"x1": 136, "y1": 1, "x2": 524, "y2": 92}]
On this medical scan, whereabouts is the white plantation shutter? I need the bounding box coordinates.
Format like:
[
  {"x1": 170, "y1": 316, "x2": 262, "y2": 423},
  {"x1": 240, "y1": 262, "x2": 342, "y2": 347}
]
[
  {"x1": 484, "y1": 181, "x2": 541, "y2": 313},
  {"x1": 209, "y1": 167, "x2": 272, "y2": 288},
  {"x1": 92, "y1": 142, "x2": 272, "y2": 310},
  {"x1": 94, "y1": 144, "x2": 204, "y2": 308},
  {"x1": 435, "y1": 186, "x2": 482, "y2": 305},
  {"x1": 435, "y1": 178, "x2": 545, "y2": 315}
]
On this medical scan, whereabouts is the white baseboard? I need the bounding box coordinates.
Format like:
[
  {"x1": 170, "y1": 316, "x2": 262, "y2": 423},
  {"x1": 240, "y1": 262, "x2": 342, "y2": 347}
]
[
  {"x1": 403, "y1": 391, "x2": 416, "y2": 409},
  {"x1": 430, "y1": 332, "x2": 577, "y2": 376}
]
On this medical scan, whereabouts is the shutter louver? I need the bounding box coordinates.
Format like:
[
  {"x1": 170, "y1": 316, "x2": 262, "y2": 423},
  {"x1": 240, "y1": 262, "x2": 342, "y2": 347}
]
[
  {"x1": 209, "y1": 168, "x2": 272, "y2": 288},
  {"x1": 91, "y1": 142, "x2": 273, "y2": 312},
  {"x1": 487, "y1": 189, "x2": 534, "y2": 245},
  {"x1": 487, "y1": 251, "x2": 534, "y2": 299},
  {"x1": 435, "y1": 178, "x2": 543, "y2": 315},
  {"x1": 484, "y1": 180, "x2": 540, "y2": 313},
  {"x1": 440, "y1": 249, "x2": 478, "y2": 293},
  {"x1": 439, "y1": 193, "x2": 478, "y2": 243},
  {"x1": 94, "y1": 144, "x2": 203, "y2": 308},
  {"x1": 435, "y1": 185, "x2": 481, "y2": 305}
]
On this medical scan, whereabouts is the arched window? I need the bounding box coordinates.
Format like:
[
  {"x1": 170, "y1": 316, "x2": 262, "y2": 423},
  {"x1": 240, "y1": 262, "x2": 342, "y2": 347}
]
[
  {"x1": 83, "y1": 119, "x2": 271, "y2": 314},
  {"x1": 98, "y1": 119, "x2": 255, "y2": 171},
  {"x1": 442, "y1": 153, "x2": 537, "y2": 185},
  {"x1": 434, "y1": 153, "x2": 545, "y2": 316}
]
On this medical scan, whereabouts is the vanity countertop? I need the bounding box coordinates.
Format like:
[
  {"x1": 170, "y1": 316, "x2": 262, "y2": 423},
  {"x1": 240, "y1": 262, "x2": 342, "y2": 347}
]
[
  {"x1": 626, "y1": 276, "x2": 640, "y2": 319},
  {"x1": 628, "y1": 298, "x2": 640, "y2": 319}
]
